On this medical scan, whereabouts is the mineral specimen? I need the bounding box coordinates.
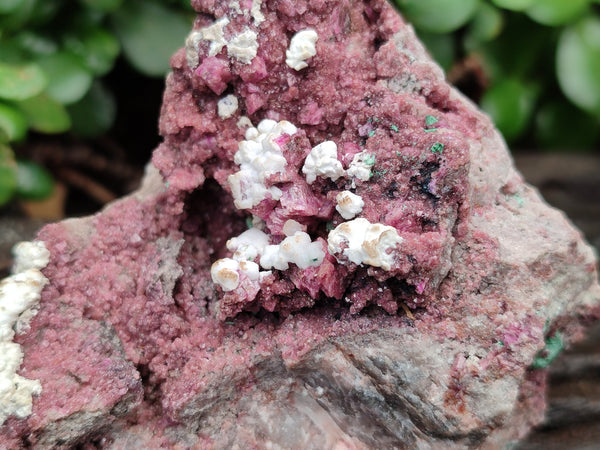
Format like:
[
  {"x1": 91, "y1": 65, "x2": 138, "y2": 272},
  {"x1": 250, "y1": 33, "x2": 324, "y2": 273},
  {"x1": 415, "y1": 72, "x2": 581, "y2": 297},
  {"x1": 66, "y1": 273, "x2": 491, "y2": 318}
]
[{"x1": 1, "y1": 0, "x2": 599, "y2": 448}]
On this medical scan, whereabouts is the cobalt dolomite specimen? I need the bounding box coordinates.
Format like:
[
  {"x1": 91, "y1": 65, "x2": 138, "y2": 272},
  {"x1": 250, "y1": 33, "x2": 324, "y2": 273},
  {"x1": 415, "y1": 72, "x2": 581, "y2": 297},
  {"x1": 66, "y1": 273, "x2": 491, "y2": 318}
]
[{"x1": 2, "y1": 0, "x2": 600, "y2": 447}]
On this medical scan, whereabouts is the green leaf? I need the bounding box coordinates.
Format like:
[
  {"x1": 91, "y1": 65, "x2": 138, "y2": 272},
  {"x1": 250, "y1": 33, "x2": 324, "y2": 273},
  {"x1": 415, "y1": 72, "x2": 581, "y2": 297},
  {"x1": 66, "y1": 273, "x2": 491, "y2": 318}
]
[
  {"x1": 474, "y1": 14, "x2": 553, "y2": 83},
  {"x1": 78, "y1": 0, "x2": 123, "y2": 13},
  {"x1": 67, "y1": 7, "x2": 107, "y2": 29},
  {"x1": 0, "y1": 144, "x2": 17, "y2": 206},
  {"x1": 0, "y1": 0, "x2": 24, "y2": 14},
  {"x1": 68, "y1": 81, "x2": 116, "y2": 137},
  {"x1": 14, "y1": 31, "x2": 58, "y2": 56},
  {"x1": 162, "y1": 0, "x2": 195, "y2": 12},
  {"x1": 0, "y1": 38, "x2": 28, "y2": 64},
  {"x1": 556, "y1": 17, "x2": 600, "y2": 116},
  {"x1": 0, "y1": 0, "x2": 59, "y2": 29},
  {"x1": 14, "y1": 93, "x2": 71, "y2": 133},
  {"x1": 535, "y1": 100, "x2": 599, "y2": 151},
  {"x1": 63, "y1": 27, "x2": 120, "y2": 76},
  {"x1": 490, "y1": 0, "x2": 534, "y2": 11},
  {"x1": 417, "y1": 31, "x2": 455, "y2": 71},
  {"x1": 464, "y1": 2, "x2": 504, "y2": 50},
  {"x1": 526, "y1": 0, "x2": 589, "y2": 26},
  {"x1": 36, "y1": 51, "x2": 93, "y2": 104},
  {"x1": 0, "y1": 103, "x2": 28, "y2": 142},
  {"x1": 15, "y1": 159, "x2": 54, "y2": 200},
  {"x1": 480, "y1": 78, "x2": 539, "y2": 142},
  {"x1": 25, "y1": 0, "x2": 62, "y2": 27},
  {"x1": 394, "y1": 0, "x2": 480, "y2": 33},
  {"x1": 0, "y1": 62, "x2": 46, "y2": 101},
  {"x1": 112, "y1": 1, "x2": 194, "y2": 76},
  {"x1": 0, "y1": 0, "x2": 35, "y2": 31}
]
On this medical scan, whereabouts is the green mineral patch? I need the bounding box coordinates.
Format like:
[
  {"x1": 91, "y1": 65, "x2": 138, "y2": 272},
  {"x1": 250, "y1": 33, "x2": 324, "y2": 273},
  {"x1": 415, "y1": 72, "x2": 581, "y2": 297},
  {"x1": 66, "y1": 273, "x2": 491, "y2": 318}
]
[
  {"x1": 430, "y1": 142, "x2": 444, "y2": 154},
  {"x1": 532, "y1": 332, "x2": 564, "y2": 369},
  {"x1": 425, "y1": 115, "x2": 439, "y2": 127},
  {"x1": 364, "y1": 154, "x2": 376, "y2": 165}
]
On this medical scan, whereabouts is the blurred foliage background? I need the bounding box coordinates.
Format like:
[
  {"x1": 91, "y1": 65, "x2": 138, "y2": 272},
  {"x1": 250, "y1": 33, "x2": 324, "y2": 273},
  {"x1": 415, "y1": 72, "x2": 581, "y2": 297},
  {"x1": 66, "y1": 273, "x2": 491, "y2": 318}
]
[
  {"x1": 0, "y1": 0, "x2": 194, "y2": 210},
  {"x1": 0, "y1": 0, "x2": 599, "y2": 212}
]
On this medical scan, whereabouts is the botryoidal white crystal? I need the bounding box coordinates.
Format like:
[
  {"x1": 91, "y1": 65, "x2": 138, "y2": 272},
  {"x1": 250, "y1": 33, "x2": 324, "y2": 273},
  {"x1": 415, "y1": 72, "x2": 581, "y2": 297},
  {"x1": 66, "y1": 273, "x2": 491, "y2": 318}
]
[{"x1": 0, "y1": 241, "x2": 49, "y2": 426}]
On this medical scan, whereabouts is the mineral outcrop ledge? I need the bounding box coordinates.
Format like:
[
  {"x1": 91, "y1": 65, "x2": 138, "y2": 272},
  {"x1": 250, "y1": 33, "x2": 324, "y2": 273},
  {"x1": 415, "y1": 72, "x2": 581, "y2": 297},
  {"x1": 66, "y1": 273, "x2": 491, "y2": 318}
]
[{"x1": 1, "y1": 0, "x2": 599, "y2": 448}]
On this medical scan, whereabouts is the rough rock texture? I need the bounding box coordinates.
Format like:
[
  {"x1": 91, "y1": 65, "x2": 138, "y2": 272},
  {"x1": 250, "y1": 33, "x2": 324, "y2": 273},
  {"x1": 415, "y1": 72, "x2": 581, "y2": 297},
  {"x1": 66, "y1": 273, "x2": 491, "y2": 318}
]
[{"x1": 2, "y1": 0, "x2": 600, "y2": 448}]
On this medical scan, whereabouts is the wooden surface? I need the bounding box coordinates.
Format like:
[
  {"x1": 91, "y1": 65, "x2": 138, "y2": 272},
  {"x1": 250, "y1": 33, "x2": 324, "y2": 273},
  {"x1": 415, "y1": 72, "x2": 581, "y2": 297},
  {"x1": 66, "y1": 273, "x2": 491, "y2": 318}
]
[
  {"x1": 1, "y1": 153, "x2": 599, "y2": 446},
  {"x1": 515, "y1": 154, "x2": 600, "y2": 254}
]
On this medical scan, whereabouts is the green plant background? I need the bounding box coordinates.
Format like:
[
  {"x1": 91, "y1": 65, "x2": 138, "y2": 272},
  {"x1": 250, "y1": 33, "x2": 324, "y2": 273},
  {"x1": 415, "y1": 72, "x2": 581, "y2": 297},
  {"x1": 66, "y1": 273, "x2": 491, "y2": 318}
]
[{"x1": 1, "y1": 0, "x2": 599, "y2": 206}]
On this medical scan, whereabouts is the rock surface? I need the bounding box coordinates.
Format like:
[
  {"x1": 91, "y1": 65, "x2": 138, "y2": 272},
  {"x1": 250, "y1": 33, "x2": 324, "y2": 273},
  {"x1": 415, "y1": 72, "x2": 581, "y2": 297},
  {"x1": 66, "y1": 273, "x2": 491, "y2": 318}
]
[{"x1": 2, "y1": 0, "x2": 599, "y2": 448}]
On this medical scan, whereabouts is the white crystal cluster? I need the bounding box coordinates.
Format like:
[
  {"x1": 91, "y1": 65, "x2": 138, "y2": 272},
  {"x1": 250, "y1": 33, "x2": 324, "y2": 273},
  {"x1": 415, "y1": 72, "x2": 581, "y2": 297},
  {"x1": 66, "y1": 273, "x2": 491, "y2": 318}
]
[
  {"x1": 185, "y1": 16, "x2": 259, "y2": 68},
  {"x1": 346, "y1": 151, "x2": 375, "y2": 182},
  {"x1": 286, "y1": 29, "x2": 318, "y2": 70},
  {"x1": 211, "y1": 220, "x2": 324, "y2": 292},
  {"x1": 212, "y1": 119, "x2": 403, "y2": 293},
  {"x1": 228, "y1": 119, "x2": 297, "y2": 209},
  {"x1": 302, "y1": 141, "x2": 345, "y2": 184},
  {"x1": 218, "y1": 94, "x2": 239, "y2": 119},
  {"x1": 260, "y1": 230, "x2": 325, "y2": 271},
  {"x1": 301, "y1": 140, "x2": 374, "y2": 188},
  {"x1": 335, "y1": 191, "x2": 364, "y2": 220},
  {"x1": 227, "y1": 29, "x2": 259, "y2": 64},
  {"x1": 0, "y1": 241, "x2": 49, "y2": 426},
  {"x1": 211, "y1": 258, "x2": 258, "y2": 292},
  {"x1": 327, "y1": 218, "x2": 403, "y2": 271},
  {"x1": 185, "y1": 17, "x2": 229, "y2": 68},
  {"x1": 228, "y1": 118, "x2": 370, "y2": 214},
  {"x1": 250, "y1": 0, "x2": 265, "y2": 25},
  {"x1": 228, "y1": 0, "x2": 265, "y2": 25}
]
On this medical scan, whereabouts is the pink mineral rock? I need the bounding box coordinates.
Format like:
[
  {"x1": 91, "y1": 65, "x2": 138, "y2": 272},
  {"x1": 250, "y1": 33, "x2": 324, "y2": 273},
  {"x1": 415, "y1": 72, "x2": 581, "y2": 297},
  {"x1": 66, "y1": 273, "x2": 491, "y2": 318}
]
[{"x1": 2, "y1": 0, "x2": 599, "y2": 448}]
